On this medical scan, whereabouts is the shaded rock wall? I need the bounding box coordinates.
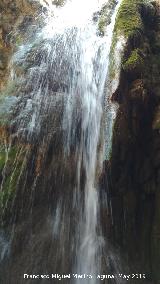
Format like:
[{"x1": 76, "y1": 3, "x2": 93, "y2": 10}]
[{"x1": 104, "y1": 0, "x2": 160, "y2": 282}]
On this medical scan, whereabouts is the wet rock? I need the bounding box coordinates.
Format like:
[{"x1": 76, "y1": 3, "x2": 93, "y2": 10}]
[
  {"x1": 107, "y1": 0, "x2": 160, "y2": 280},
  {"x1": 140, "y1": 2, "x2": 156, "y2": 27},
  {"x1": 139, "y1": 159, "x2": 154, "y2": 184},
  {"x1": 154, "y1": 150, "x2": 160, "y2": 168},
  {"x1": 143, "y1": 179, "x2": 156, "y2": 195},
  {"x1": 153, "y1": 105, "x2": 160, "y2": 130},
  {"x1": 151, "y1": 191, "x2": 160, "y2": 284},
  {"x1": 0, "y1": 0, "x2": 43, "y2": 91},
  {"x1": 129, "y1": 79, "x2": 148, "y2": 103}
]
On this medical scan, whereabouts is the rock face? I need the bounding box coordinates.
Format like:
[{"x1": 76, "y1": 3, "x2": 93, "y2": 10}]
[
  {"x1": 0, "y1": 2, "x2": 84, "y2": 281},
  {"x1": 0, "y1": 0, "x2": 42, "y2": 89},
  {"x1": 0, "y1": 0, "x2": 83, "y2": 222},
  {"x1": 0, "y1": 0, "x2": 45, "y2": 223},
  {"x1": 103, "y1": 0, "x2": 160, "y2": 282}
]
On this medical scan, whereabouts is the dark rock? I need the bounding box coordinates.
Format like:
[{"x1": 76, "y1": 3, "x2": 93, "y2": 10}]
[{"x1": 106, "y1": 1, "x2": 160, "y2": 281}]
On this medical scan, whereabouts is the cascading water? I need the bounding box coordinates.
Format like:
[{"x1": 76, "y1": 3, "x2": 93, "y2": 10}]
[
  {"x1": 42, "y1": 0, "x2": 122, "y2": 281},
  {"x1": 0, "y1": 0, "x2": 123, "y2": 283}
]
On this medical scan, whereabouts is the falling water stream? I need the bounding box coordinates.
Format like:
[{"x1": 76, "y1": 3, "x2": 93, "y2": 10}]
[
  {"x1": 0, "y1": 0, "x2": 123, "y2": 283},
  {"x1": 41, "y1": 0, "x2": 121, "y2": 281}
]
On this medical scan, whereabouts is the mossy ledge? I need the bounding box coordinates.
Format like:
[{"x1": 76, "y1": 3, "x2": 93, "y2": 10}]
[
  {"x1": 122, "y1": 48, "x2": 144, "y2": 72},
  {"x1": 109, "y1": 0, "x2": 152, "y2": 80},
  {"x1": 114, "y1": 0, "x2": 145, "y2": 38}
]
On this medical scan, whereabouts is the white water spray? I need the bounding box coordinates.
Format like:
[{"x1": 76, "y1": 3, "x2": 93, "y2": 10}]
[
  {"x1": 40, "y1": 0, "x2": 122, "y2": 281},
  {"x1": 0, "y1": 0, "x2": 123, "y2": 281}
]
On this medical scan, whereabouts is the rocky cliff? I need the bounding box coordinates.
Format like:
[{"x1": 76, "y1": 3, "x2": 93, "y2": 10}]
[{"x1": 102, "y1": 0, "x2": 160, "y2": 282}]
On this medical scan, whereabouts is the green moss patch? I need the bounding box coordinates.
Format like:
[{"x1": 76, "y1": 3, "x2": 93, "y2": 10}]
[
  {"x1": 0, "y1": 164, "x2": 22, "y2": 210},
  {"x1": 122, "y1": 48, "x2": 144, "y2": 71},
  {"x1": 0, "y1": 145, "x2": 27, "y2": 211},
  {"x1": 0, "y1": 146, "x2": 20, "y2": 171},
  {"x1": 114, "y1": 0, "x2": 144, "y2": 38},
  {"x1": 109, "y1": 0, "x2": 149, "y2": 79}
]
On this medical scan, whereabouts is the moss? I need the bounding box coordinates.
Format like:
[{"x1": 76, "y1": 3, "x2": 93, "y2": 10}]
[
  {"x1": 0, "y1": 165, "x2": 21, "y2": 210},
  {"x1": 122, "y1": 48, "x2": 144, "y2": 71},
  {"x1": 15, "y1": 35, "x2": 23, "y2": 47},
  {"x1": 111, "y1": 0, "x2": 144, "y2": 55},
  {"x1": 0, "y1": 146, "x2": 18, "y2": 171},
  {"x1": 109, "y1": 0, "x2": 149, "y2": 79},
  {"x1": 114, "y1": 0, "x2": 144, "y2": 38},
  {"x1": 0, "y1": 145, "x2": 27, "y2": 211}
]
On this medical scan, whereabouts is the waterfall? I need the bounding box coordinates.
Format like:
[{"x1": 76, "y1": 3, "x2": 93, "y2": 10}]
[{"x1": 0, "y1": 0, "x2": 123, "y2": 282}]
